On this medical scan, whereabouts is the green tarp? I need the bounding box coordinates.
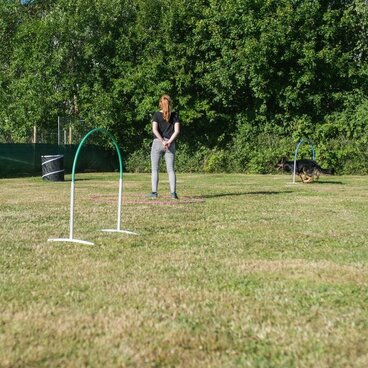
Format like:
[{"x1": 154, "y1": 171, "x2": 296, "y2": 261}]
[{"x1": 0, "y1": 144, "x2": 119, "y2": 178}]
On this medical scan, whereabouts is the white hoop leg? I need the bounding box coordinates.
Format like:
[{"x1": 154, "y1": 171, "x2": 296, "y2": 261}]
[
  {"x1": 101, "y1": 229, "x2": 139, "y2": 235},
  {"x1": 48, "y1": 128, "x2": 139, "y2": 244},
  {"x1": 48, "y1": 181, "x2": 95, "y2": 245},
  {"x1": 101, "y1": 178, "x2": 138, "y2": 235},
  {"x1": 48, "y1": 238, "x2": 94, "y2": 245}
]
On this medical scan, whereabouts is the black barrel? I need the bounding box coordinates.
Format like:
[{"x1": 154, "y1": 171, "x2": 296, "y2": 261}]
[{"x1": 41, "y1": 155, "x2": 64, "y2": 181}]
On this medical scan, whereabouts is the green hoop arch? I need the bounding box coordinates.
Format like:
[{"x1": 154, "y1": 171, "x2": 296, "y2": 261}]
[
  {"x1": 71, "y1": 128, "x2": 123, "y2": 182},
  {"x1": 48, "y1": 128, "x2": 137, "y2": 246}
]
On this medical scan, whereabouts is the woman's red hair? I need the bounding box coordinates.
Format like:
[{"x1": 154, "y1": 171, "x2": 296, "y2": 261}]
[{"x1": 159, "y1": 95, "x2": 172, "y2": 122}]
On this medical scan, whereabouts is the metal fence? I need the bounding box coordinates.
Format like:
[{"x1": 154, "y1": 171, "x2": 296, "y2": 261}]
[{"x1": 30, "y1": 117, "x2": 88, "y2": 145}]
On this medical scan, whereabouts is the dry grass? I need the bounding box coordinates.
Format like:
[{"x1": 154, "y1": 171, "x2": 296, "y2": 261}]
[{"x1": 0, "y1": 173, "x2": 367, "y2": 367}]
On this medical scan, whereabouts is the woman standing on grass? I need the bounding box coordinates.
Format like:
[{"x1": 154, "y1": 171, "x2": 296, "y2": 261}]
[{"x1": 147, "y1": 94, "x2": 180, "y2": 199}]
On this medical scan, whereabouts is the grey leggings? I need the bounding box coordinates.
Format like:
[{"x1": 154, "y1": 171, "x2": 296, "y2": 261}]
[{"x1": 151, "y1": 138, "x2": 176, "y2": 193}]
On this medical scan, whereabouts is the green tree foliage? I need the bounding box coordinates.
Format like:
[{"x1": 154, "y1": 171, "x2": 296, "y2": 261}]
[{"x1": 0, "y1": 0, "x2": 367, "y2": 172}]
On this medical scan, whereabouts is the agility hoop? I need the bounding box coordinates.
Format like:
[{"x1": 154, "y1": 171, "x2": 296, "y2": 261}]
[
  {"x1": 292, "y1": 138, "x2": 315, "y2": 184},
  {"x1": 48, "y1": 128, "x2": 138, "y2": 245}
]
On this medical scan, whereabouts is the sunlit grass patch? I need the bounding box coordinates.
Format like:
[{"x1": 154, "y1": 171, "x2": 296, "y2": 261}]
[{"x1": 1, "y1": 173, "x2": 368, "y2": 367}]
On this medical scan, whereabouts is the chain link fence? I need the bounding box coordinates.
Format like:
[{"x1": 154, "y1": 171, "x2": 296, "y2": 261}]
[{"x1": 31, "y1": 117, "x2": 89, "y2": 145}]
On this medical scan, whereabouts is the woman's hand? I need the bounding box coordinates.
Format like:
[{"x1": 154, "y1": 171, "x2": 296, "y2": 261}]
[{"x1": 163, "y1": 139, "x2": 170, "y2": 150}]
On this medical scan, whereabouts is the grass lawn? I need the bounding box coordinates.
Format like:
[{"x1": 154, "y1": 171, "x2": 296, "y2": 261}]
[{"x1": 0, "y1": 172, "x2": 367, "y2": 367}]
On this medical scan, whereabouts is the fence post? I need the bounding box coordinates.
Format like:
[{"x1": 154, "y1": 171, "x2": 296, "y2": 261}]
[
  {"x1": 57, "y1": 117, "x2": 61, "y2": 145},
  {"x1": 33, "y1": 126, "x2": 37, "y2": 143}
]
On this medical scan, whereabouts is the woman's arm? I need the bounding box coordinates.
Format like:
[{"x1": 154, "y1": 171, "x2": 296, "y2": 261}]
[
  {"x1": 152, "y1": 121, "x2": 165, "y2": 145},
  {"x1": 167, "y1": 122, "x2": 180, "y2": 146}
]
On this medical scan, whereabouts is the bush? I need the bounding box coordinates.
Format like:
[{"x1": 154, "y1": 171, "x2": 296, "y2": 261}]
[
  {"x1": 203, "y1": 149, "x2": 229, "y2": 173},
  {"x1": 175, "y1": 143, "x2": 207, "y2": 172},
  {"x1": 125, "y1": 96, "x2": 368, "y2": 174},
  {"x1": 124, "y1": 139, "x2": 151, "y2": 173},
  {"x1": 229, "y1": 124, "x2": 294, "y2": 173},
  {"x1": 124, "y1": 148, "x2": 151, "y2": 173}
]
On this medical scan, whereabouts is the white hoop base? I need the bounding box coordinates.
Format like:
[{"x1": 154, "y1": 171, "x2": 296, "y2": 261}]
[
  {"x1": 48, "y1": 238, "x2": 94, "y2": 245},
  {"x1": 101, "y1": 229, "x2": 139, "y2": 235}
]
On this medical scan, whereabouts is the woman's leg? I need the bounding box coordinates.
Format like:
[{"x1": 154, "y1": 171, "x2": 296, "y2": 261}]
[
  {"x1": 151, "y1": 139, "x2": 163, "y2": 193},
  {"x1": 164, "y1": 143, "x2": 176, "y2": 194}
]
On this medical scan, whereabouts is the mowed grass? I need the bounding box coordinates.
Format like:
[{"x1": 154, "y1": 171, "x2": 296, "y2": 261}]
[{"x1": 0, "y1": 172, "x2": 367, "y2": 367}]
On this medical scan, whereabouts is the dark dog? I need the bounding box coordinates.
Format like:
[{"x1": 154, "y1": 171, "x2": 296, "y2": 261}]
[{"x1": 277, "y1": 159, "x2": 334, "y2": 183}]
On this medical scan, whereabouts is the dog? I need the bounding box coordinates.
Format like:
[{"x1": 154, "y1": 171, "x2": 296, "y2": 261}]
[{"x1": 276, "y1": 159, "x2": 334, "y2": 183}]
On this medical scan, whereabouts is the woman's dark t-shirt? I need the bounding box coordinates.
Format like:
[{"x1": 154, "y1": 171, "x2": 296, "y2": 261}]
[{"x1": 152, "y1": 111, "x2": 179, "y2": 139}]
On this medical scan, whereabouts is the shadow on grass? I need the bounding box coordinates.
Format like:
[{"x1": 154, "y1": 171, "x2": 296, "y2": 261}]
[
  {"x1": 312, "y1": 180, "x2": 345, "y2": 185},
  {"x1": 63, "y1": 178, "x2": 95, "y2": 182},
  {"x1": 201, "y1": 190, "x2": 293, "y2": 199},
  {"x1": 286, "y1": 180, "x2": 345, "y2": 185}
]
